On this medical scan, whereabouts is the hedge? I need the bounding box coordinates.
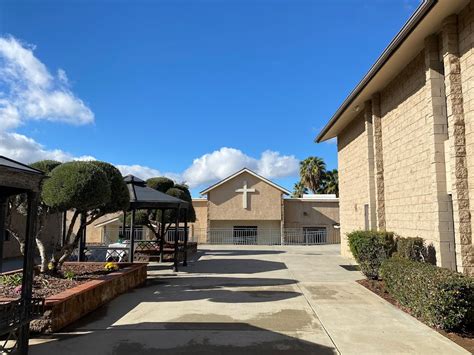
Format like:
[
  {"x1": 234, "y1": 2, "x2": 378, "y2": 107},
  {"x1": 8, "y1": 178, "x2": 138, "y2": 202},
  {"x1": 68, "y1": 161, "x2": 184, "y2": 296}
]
[
  {"x1": 347, "y1": 230, "x2": 396, "y2": 279},
  {"x1": 380, "y1": 258, "x2": 474, "y2": 331}
]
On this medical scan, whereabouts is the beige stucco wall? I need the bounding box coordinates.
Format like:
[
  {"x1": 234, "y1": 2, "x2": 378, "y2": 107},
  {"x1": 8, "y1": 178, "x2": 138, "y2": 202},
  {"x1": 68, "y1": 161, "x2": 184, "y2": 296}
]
[
  {"x1": 189, "y1": 199, "x2": 208, "y2": 243},
  {"x1": 207, "y1": 171, "x2": 283, "y2": 221},
  {"x1": 338, "y1": 111, "x2": 370, "y2": 257},
  {"x1": 284, "y1": 199, "x2": 340, "y2": 243}
]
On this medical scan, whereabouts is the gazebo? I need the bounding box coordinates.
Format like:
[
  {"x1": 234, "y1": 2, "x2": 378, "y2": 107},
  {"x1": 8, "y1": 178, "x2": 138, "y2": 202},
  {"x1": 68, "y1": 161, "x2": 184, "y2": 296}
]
[
  {"x1": 122, "y1": 175, "x2": 190, "y2": 271},
  {"x1": 0, "y1": 156, "x2": 45, "y2": 354}
]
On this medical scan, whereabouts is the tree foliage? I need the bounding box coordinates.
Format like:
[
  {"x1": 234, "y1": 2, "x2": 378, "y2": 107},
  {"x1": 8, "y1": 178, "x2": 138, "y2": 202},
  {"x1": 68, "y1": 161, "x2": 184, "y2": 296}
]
[
  {"x1": 291, "y1": 181, "x2": 308, "y2": 198},
  {"x1": 42, "y1": 161, "x2": 111, "y2": 212},
  {"x1": 296, "y1": 156, "x2": 338, "y2": 196},
  {"x1": 146, "y1": 177, "x2": 174, "y2": 193},
  {"x1": 299, "y1": 156, "x2": 326, "y2": 194}
]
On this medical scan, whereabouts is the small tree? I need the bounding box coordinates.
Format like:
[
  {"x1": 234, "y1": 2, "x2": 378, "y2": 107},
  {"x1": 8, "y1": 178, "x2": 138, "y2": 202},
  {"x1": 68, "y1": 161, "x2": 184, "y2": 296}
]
[
  {"x1": 5, "y1": 160, "x2": 62, "y2": 272},
  {"x1": 299, "y1": 156, "x2": 326, "y2": 193},
  {"x1": 292, "y1": 181, "x2": 308, "y2": 198},
  {"x1": 43, "y1": 161, "x2": 129, "y2": 270}
]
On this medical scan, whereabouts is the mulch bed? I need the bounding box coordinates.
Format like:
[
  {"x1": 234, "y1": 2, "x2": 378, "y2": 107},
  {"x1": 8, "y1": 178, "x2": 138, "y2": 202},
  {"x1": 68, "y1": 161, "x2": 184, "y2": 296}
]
[
  {"x1": 358, "y1": 279, "x2": 474, "y2": 353},
  {"x1": 0, "y1": 263, "x2": 121, "y2": 299}
]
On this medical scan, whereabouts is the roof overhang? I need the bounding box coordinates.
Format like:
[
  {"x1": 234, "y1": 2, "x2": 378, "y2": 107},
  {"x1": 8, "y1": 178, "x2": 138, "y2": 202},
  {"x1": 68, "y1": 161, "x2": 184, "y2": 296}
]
[
  {"x1": 316, "y1": 0, "x2": 470, "y2": 143},
  {"x1": 200, "y1": 168, "x2": 291, "y2": 195}
]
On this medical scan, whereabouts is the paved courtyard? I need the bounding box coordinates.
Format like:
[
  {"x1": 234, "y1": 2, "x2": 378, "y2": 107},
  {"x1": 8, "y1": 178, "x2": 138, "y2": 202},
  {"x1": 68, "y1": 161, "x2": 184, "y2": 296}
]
[{"x1": 29, "y1": 245, "x2": 468, "y2": 354}]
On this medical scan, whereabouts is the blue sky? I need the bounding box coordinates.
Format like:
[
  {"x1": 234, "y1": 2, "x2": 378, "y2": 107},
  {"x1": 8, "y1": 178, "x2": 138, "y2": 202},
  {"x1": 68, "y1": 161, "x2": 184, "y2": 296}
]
[{"x1": 0, "y1": 0, "x2": 419, "y2": 195}]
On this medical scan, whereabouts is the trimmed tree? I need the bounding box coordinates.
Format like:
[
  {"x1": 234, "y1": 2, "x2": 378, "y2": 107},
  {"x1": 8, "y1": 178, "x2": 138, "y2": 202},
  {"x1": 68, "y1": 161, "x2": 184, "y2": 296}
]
[{"x1": 43, "y1": 161, "x2": 129, "y2": 270}]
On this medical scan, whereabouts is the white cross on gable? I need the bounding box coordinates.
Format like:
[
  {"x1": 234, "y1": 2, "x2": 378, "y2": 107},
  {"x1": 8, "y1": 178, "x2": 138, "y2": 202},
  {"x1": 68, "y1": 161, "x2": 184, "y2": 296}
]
[{"x1": 235, "y1": 180, "x2": 256, "y2": 209}]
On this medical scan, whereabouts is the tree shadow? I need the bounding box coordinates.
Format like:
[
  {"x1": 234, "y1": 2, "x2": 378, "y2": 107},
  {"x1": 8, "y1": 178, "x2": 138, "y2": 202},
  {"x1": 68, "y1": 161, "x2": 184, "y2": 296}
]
[
  {"x1": 31, "y1": 322, "x2": 336, "y2": 355},
  {"x1": 181, "y1": 258, "x2": 287, "y2": 274},
  {"x1": 199, "y1": 249, "x2": 286, "y2": 257},
  {"x1": 61, "y1": 275, "x2": 301, "y2": 332}
]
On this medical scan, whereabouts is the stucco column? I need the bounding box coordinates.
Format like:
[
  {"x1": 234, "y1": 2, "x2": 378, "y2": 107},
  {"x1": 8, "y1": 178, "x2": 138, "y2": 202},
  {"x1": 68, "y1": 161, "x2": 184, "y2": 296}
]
[
  {"x1": 424, "y1": 34, "x2": 455, "y2": 270},
  {"x1": 441, "y1": 15, "x2": 473, "y2": 275},
  {"x1": 364, "y1": 101, "x2": 377, "y2": 230},
  {"x1": 371, "y1": 93, "x2": 386, "y2": 230}
]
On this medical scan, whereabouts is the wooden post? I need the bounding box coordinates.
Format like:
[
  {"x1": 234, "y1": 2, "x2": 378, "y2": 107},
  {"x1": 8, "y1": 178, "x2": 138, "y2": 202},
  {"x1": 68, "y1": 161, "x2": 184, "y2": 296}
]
[{"x1": 18, "y1": 192, "x2": 39, "y2": 355}]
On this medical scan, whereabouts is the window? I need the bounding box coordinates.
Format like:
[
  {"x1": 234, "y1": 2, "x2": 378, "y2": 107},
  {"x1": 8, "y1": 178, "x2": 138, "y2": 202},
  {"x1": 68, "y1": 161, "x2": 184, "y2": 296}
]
[
  {"x1": 3, "y1": 230, "x2": 10, "y2": 241},
  {"x1": 233, "y1": 226, "x2": 257, "y2": 245},
  {"x1": 303, "y1": 227, "x2": 327, "y2": 244}
]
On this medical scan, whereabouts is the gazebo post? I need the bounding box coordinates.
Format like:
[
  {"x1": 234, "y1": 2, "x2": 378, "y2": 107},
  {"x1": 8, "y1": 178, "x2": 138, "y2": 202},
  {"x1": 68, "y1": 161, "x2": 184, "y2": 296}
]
[
  {"x1": 129, "y1": 209, "x2": 135, "y2": 262},
  {"x1": 159, "y1": 209, "x2": 165, "y2": 263},
  {"x1": 173, "y1": 206, "x2": 180, "y2": 272},
  {"x1": 121, "y1": 210, "x2": 127, "y2": 240},
  {"x1": 0, "y1": 196, "x2": 7, "y2": 273},
  {"x1": 18, "y1": 192, "x2": 39, "y2": 355},
  {"x1": 78, "y1": 213, "x2": 87, "y2": 262},
  {"x1": 183, "y1": 207, "x2": 188, "y2": 267}
]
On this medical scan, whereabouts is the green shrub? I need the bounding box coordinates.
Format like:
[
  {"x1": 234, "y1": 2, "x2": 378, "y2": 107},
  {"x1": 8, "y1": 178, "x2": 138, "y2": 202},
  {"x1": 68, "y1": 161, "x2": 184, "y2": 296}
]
[
  {"x1": 395, "y1": 236, "x2": 425, "y2": 261},
  {"x1": 347, "y1": 230, "x2": 396, "y2": 279},
  {"x1": 380, "y1": 258, "x2": 474, "y2": 331}
]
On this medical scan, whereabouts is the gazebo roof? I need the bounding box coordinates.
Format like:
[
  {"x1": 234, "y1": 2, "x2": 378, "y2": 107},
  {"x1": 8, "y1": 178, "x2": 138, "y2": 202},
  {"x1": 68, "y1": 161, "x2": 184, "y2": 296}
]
[
  {"x1": 0, "y1": 156, "x2": 44, "y2": 195},
  {"x1": 124, "y1": 174, "x2": 189, "y2": 210}
]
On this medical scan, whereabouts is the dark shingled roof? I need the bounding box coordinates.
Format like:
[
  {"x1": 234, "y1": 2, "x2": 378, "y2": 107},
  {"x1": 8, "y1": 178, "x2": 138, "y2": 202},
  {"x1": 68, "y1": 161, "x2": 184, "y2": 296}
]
[
  {"x1": 0, "y1": 155, "x2": 43, "y2": 175},
  {"x1": 124, "y1": 174, "x2": 189, "y2": 210}
]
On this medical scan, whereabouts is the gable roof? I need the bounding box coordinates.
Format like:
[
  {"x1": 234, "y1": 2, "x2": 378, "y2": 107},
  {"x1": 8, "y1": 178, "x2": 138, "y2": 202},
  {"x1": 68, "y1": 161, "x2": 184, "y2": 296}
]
[
  {"x1": 316, "y1": 0, "x2": 469, "y2": 142},
  {"x1": 200, "y1": 168, "x2": 291, "y2": 195}
]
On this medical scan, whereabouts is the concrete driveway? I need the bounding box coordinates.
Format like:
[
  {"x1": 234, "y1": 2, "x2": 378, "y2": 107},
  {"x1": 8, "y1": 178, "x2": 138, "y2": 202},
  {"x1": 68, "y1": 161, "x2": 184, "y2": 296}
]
[{"x1": 29, "y1": 245, "x2": 468, "y2": 354}]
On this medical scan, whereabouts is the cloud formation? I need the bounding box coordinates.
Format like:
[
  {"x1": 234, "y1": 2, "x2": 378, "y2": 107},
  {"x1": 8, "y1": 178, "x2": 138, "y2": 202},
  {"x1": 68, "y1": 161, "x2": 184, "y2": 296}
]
[
  {"x1": 0, "y1": 36, "x2": 94, "y2": 130},
  {"x1": 0, "y1": 131, "x2": 95, "y2": 162},
  {"x1": 181, "y1": 147, "x2": 299, "y2": 188},
  {"x1": 0, "y1": 36, "x2": 299, "y2": 191}
]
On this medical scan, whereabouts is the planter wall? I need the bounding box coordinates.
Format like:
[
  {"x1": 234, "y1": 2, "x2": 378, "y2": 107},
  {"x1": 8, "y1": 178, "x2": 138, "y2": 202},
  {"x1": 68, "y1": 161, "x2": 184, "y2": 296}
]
[{"x1": 31, "y1": 262, "x2": 147, "y2": 333}]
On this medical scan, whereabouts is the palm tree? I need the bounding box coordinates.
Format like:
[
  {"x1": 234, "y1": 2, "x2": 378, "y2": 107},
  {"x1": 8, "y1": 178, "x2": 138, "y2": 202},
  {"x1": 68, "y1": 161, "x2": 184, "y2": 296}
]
[
  {"x1": 299, "y1": 156, "x2": 326, "y2": 193},
  {"x1": 292, "y1": 181, "x2": 308, "y2": 198},
  {"x1": 322, "y1": 169, "x2": 339, "y2": 196}
]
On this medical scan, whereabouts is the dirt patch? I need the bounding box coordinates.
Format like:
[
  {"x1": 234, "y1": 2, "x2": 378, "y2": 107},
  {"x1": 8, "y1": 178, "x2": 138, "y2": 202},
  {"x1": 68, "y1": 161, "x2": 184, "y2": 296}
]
[
  {"x1": 0, "y1": 263, "x2": 120, "y2": 299},
  {"x1": 358, "y1": 279, "x2": 474, "y2": 353}
]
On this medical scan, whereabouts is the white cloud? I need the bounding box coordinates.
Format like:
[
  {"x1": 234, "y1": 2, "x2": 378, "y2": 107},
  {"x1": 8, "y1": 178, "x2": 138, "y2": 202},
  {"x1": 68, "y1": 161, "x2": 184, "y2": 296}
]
[
  {"x1": 0, "y1": 36, "x2": 94, "y2": 131},
  {"x1": 0, "y1": 131, "x2": 78, "y2": 162},
  {"x1": 181, "y1": 147, "x2": 299, "y2": 188}
]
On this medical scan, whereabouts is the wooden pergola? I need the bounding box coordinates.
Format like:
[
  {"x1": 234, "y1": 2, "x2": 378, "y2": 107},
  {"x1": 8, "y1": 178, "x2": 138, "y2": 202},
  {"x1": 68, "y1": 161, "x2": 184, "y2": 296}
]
[
  {"x1": 0, "y1": 156, "x2": 45, "y2": 354},
  {"x1": 122, "y1": 175, "x2": 190, "y2": 271}
]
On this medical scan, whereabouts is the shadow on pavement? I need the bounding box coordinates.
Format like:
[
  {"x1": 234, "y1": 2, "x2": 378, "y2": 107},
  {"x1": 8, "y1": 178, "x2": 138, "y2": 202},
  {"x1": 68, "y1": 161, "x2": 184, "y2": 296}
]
[
  {"x1": 199, "y1": 249, "x2": 286, "y2": 257},
  {"x1": 179, "y1": 258, "x2": 287, "y2": 274},
  {"x1": 31, "y1": 322, "x2": 336, "y2": 355}
]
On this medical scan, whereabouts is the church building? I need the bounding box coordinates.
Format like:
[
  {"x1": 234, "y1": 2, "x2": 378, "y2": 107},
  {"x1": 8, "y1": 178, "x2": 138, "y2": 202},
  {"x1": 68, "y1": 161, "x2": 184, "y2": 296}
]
[{"x1": 189, "y1": 168, "x2": 340, "y2": 245}]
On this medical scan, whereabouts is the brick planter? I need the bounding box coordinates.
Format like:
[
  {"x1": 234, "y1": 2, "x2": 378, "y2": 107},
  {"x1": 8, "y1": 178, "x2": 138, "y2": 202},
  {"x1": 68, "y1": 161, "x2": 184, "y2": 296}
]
[{"x1": 29, "y1": 262, "x2": 147, "y2": 333}]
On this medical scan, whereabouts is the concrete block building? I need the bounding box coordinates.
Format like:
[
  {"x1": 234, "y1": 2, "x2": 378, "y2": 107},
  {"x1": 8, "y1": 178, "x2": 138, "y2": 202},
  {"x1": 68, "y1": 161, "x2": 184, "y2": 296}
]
[{"x1": 317, "y1": 0, "x2": 474, "y2": 275}]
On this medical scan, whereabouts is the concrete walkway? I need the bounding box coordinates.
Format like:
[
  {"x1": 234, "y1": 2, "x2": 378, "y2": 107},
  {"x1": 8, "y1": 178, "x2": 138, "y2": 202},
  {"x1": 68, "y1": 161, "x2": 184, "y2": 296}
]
[{"x1": 29, "y1": 245, "x2": 468, "y2": 354}]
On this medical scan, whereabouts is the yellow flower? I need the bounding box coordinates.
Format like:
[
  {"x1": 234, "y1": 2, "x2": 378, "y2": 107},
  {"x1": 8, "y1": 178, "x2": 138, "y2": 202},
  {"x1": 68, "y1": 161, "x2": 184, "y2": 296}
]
[{"x1": 104, "y1": 262, "x2": 119, "y2": 271}]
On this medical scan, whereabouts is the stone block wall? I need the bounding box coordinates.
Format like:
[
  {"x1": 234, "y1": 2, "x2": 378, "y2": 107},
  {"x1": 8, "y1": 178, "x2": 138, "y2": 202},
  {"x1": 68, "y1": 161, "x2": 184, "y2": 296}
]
[{"x1": 338, "y1": 111, "x2": 369, "y2": 257}]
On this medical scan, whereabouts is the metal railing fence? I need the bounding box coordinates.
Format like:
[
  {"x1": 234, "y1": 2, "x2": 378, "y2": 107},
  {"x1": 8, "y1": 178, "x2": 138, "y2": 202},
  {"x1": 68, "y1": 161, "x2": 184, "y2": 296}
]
[{"x1": 193, "y1": 228, "x2": 340, "y2": 246}]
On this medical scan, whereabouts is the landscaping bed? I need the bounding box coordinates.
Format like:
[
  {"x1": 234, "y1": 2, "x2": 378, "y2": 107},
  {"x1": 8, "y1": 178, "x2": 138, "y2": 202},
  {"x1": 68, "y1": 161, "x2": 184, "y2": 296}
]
[
  {"x1": 0, "y1": 262, "x2": 147, "y2": 333},
  {"x1": 358, "y1": 279, "x2": 474, "y2": 353}
]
